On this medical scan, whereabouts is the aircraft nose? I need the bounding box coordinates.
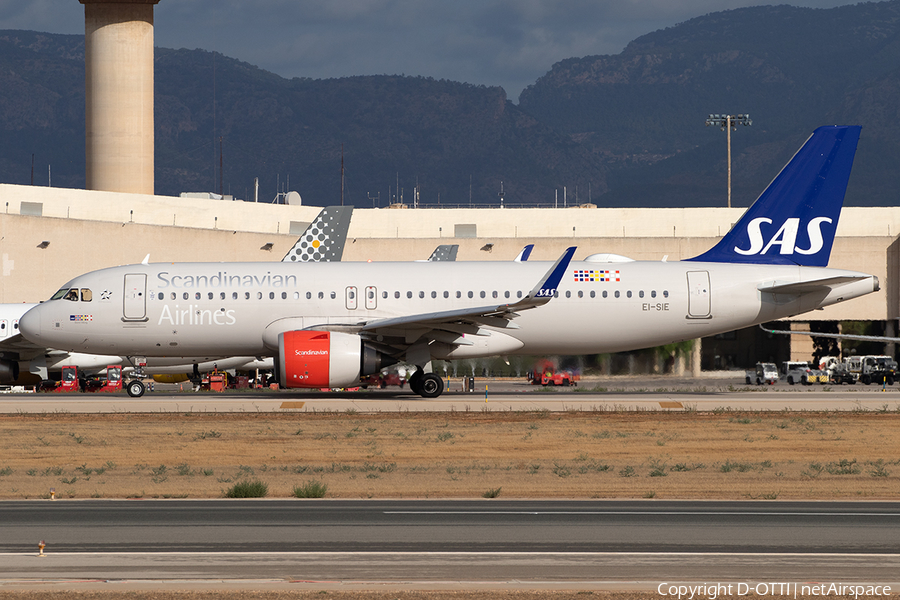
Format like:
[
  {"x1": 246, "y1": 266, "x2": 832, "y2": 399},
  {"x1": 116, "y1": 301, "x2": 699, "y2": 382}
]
[{"x1": 19, "y1": 306, "x2": 41, "y2": 342}]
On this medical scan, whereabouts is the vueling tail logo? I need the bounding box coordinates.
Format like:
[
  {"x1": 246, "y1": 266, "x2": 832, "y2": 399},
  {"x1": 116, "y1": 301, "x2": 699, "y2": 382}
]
[{"x1": 734, "y1": 217, "x2": 832, "y2": 256}]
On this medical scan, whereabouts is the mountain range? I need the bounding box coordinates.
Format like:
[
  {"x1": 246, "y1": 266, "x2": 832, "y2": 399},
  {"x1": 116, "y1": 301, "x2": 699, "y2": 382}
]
[{"x1": 2, "y1": 0, "x2": 900, "y2": 207}]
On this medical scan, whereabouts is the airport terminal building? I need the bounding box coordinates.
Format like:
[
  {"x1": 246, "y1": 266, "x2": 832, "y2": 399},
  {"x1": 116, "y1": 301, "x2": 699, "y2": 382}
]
[{"x1": 1, "y1": 182, "x2": 897, "y2": 374}]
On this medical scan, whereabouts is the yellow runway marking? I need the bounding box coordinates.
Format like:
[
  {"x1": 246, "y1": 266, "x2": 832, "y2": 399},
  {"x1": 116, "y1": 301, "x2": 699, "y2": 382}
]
[{"x1": 659, "y1": 401, "x2": 683, "y2": 409}]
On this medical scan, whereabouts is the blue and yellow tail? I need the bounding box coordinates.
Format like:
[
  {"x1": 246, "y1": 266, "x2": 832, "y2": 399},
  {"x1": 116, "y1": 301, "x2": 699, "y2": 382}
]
[{"x1": 688, "y1": 125, "x2": 861, "y2": 267}]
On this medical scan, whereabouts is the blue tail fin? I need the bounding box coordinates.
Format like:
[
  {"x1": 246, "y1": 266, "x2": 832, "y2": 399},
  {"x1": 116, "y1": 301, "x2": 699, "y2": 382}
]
[{"x1": 687, "y1": 126, "x2": 860, "y2": 267}]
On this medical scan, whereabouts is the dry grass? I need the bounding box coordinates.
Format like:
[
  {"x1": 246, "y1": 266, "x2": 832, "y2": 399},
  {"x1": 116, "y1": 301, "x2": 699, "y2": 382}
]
[{"x1": 0, "y1": 411, "x2": 898, "y2": 500}]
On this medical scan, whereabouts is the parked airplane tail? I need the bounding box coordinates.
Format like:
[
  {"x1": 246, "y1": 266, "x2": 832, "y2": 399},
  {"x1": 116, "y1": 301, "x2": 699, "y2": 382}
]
[
  {"x1": 687, "y1": 125, "x2": 861, "y2": 267},
  {"x1": 281, "y1": 206, "x2": 353, "y2": 262}
]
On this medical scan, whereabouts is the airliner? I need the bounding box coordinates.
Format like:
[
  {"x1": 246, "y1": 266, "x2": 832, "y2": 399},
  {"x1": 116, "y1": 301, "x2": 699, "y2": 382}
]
[
  {"x1": 19, "y1": 126, "x2": 878, "y2": 399},
  {"x1": 0, "y1": 206, "x2": 354, "y2": 385}
]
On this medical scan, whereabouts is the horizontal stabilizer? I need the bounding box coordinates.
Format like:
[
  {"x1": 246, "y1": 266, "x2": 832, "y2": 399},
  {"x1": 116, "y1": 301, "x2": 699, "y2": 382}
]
[{"x1": 757, "y1": 276, "x2": 869, "y2": 295}]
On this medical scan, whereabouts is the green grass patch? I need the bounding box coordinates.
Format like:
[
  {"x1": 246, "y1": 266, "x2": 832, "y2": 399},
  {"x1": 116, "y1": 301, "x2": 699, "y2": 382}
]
[
  {"x1": 293, "y1": 480, "x2": 328, "y2": 498},
  {"x1": 225, "y1": 479, "x2": 269, "y2": 498}
]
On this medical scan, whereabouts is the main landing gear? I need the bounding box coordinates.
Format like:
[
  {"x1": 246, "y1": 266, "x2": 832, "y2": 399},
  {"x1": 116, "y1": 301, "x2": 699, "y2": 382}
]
[{"x1": 408, "y1": 369, "x2": 444, "y2": 399}]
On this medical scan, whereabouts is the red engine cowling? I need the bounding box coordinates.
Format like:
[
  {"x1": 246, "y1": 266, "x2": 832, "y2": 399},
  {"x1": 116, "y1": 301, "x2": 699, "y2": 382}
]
[{"x1": 278, "y1": 331, "x2": 395, "y2": 389}]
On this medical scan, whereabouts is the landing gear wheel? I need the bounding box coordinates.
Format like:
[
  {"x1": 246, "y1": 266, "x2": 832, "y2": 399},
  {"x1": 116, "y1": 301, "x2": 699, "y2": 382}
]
[
  {"x1": 126, "y1": 379, "x2": 146, "y2": 398},
  {"x1": 418, "y1": 373, "x2": 444, "y2": 399},
  {"x1": 408, "y1": 370, "x2": 424, "y2": 395}
]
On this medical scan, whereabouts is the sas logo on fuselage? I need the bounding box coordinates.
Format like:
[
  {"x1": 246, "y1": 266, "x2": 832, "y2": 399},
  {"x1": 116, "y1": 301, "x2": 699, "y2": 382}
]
[{"x1": 734, "y1": 217, "x2": 832, "y2": 256}]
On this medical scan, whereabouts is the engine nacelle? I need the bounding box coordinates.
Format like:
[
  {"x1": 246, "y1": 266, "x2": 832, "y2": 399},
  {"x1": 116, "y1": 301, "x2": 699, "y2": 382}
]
[
  {"x1": 0, "y1": 359, "x2": 20, "y2": 384},
  {"x1": 278, "y1": 331, "x2": 396, "y2": 389}
]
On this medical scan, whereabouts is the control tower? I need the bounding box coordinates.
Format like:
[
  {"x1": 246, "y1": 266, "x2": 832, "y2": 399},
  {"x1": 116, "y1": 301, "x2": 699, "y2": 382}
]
[{"x1": 80, "y1": 0, "x2": 160, "y2": 195}]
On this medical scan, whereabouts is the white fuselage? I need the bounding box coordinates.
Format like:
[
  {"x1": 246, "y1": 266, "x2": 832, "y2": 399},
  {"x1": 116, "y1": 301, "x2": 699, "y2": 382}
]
[{"x1": 19, "y1": 259, "x2": 878, "y2": 359}]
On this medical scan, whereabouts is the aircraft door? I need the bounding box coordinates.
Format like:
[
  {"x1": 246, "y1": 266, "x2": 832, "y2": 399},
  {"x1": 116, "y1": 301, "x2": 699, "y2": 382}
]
[
  {"x1": 686, "y1": 271, "x2": 711, "y2": 319},
  {"x1": 345, "y1": 286, "x2": 358, "y2": 310},
  {"x1": 365, "y1": 286, "x2": 377, "y2": 310},
  {"x1": 123, "y1": 273, "x2": 148, "y2": 321}
]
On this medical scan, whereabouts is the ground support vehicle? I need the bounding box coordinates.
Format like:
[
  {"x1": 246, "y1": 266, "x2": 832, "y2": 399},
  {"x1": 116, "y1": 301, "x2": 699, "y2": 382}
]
[
  {"x1": 856, "y1": 355, "x2": 898, "y2": 385},
  {"x1": 529, "y1": 360, "x2": 578, "y2": 387},
  {"x1": 745, "y1": 362, "x2": 778, "y2": 385},
  {"x1": 360, "y1": 371, "x2": 405, "y2": 389},
  {"x1": 818, "y1": 356, "x2": 856, "y2": 384},
  {"x1": 781, "y1": 361, "x2": 827, "y2": 385}
]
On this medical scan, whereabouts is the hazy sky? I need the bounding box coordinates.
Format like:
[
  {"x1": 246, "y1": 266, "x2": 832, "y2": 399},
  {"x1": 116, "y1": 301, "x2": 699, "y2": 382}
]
[{"x1": 0, "y1": 0, "x2": 876, "y2": 101}]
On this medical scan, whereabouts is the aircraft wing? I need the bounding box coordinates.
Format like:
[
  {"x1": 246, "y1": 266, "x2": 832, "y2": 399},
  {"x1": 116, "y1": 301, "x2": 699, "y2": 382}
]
[
  {"x1": 0, "y1": 333, "x2": 47, "y2": 358},
  {"x1": 356, "y1": 247, "x2": 575, "y2": 338},
  {"x1": 760, "y1": 324, "x2": 900, "y2": 343},
  {"x1": 757, "y1": 276, "x2": 870, "y2": 295}
]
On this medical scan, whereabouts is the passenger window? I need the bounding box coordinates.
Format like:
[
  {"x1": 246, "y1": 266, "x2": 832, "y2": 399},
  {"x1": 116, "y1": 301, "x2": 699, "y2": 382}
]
[
  {"x1": 407, "y1": 291, "x2": 413, "y2": 299},
  {"x1": 395, "y1": 291, "x2": 400, "y2": 299},
  {"x1": 614, "y1": 291, "x2": 620, "y2": 298},
  {"x1": 306, "y1": 292, "x2": 311, "y2": 300},
  {"x1": 565, "y1": 291, "x2": 571, "y2": 298},
  {"x1": 183, "y1": 292, "x2": 189, "y2": 300},
  {"x1": 318, "y1": 292, "x2": 324, "y2": 300},
  {"x1": 492, "y1": 291, "x2": 498, "y2": 299},
  {"x1": 444, "y1": 291, "x2": 449, "y2": 299},
  {"x1": 578, "y1": 291, "x2": 583, "y2": 298},
  {"x1": 220, "y1": 292, "x2": 226, "y2": 300},
  {"x1": 431, "y1": 291, "x2": 437, "y2": 299},
  {"x1": 208, "y1": 292, "x2": 214, "y2": 300},
  {"x1": 80, "y1": 289, "x2": 92, "y2": 302},
  {"x1": 639, "y1": 290, "x2": 644, "y2": 298},
  {"x1": 651, "y1": 290, "x2": 657, "y2": 298},
  {"x1": 382, "y1": 291, "x2": 388, "y2": 299},
  {"x1": 590, "y1": 291, "x2": 595, "y2": 298},
  {"x1": 195, "y1": 292, "x2": 201, "y2": 300},
  {"x1": 245, "y1": 292, "x2": 251, "y2": 300},
  {"x1": 232, "y1": 292, "x2": 238, "y2": 300},
  {"x1": 269, "y1": 292, "x2": 275, "y2": 300},
  {"x1": 602, "y1": 291, "x2": 608, "y2": 298},
  {"x1": 456, "y1": 291, "x2": 461, "y2": 298},
  {"x1": 517, "y1": 291, "x2": 522, "y2": 299},
  {"x1": 663, "y1": 290, "x2": 669, "y2": 298},
  {"x1": 504, "y1": 291, "x2": 510, "y2": 299},
  {"x1": 480, "y1": 291, "x2": 486, "y2": 299},
  {"x1": 349, "y1": 290, "x2": 355, "y2": 300},
  {"x1": 553, "y1": 290, "x2": 558, "y2": 298},
  {"x1": 419, "y1": 291, "x2": 425, "y2": 299},
  {"x1": 291, "y1": 292, "x2": 297, "y2": 299},
  {"x1": 171, "y1": 292, "x2": 177, "y2": 300},
  {"x1": 468, "y1": 291, "x2": 474, "y2": 299},
  {"x1": 627, "y1": 291, "x2": 632, "y2": 298},
  {"x1": 257, "y1": 292, "x2": 263, "y2": 300},
  {"x1": 330, "y1": 292, "x2": 336, "y2": 300}
]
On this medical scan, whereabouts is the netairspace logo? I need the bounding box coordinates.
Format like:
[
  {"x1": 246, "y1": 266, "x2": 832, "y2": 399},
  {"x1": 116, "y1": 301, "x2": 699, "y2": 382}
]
[{"x1": 657, "y1": 582, "x2": 892, "y2": 599}]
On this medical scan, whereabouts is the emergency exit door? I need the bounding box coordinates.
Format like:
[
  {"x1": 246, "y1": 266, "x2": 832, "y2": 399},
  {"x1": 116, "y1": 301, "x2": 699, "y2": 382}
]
[
  {"x1": 123, "y1": 274, "x2": 147, "y2": 321},
  {"x1": 686, "y1": 271, "x2": 711, "y2": 319}
]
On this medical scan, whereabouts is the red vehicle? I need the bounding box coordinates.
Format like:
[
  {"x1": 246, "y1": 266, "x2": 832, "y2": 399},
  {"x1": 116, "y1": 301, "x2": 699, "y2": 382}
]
[
  {"x1": 92, "y1": 366, "x2": 123, "y2": 393},
  {"x1": 529, "y1": 359, "x2": 578, "y2": 387},
  {"x1": 52, "y1": 365, "x2": 81, "y2": 392},
  {"x1": 359, "y1": 371, "x2": 405, "y2": 389},
  {"x1": 42, "y1": 365, "x2": 125, "y2": 393}
]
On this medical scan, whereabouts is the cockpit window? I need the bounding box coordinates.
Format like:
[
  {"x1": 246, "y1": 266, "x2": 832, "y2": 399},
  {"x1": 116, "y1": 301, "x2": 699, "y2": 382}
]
[
  {"x1": 80, "y1": 289, "x2": 92, "y2": 302},
  {"x1": 51, "y1": 288, "x2": 70, "y2": 301},
  {"x1": 64, "y1": 289, "x2": 79, "y2": 302}
]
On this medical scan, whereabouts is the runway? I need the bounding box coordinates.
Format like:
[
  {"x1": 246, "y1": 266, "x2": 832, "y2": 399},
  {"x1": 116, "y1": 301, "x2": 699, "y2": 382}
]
[
  {"x1": 3, "y1": 382, "x2": 900, "y2": 413},
  {"x1": 2, "y1": 500, "x2": 899, "y2": 590}
]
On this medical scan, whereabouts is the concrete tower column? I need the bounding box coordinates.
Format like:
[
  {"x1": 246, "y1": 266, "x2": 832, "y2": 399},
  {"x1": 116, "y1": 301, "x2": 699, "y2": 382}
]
[{"x1": 80, "y1": 0, "x2": 160, "y2": 195}]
